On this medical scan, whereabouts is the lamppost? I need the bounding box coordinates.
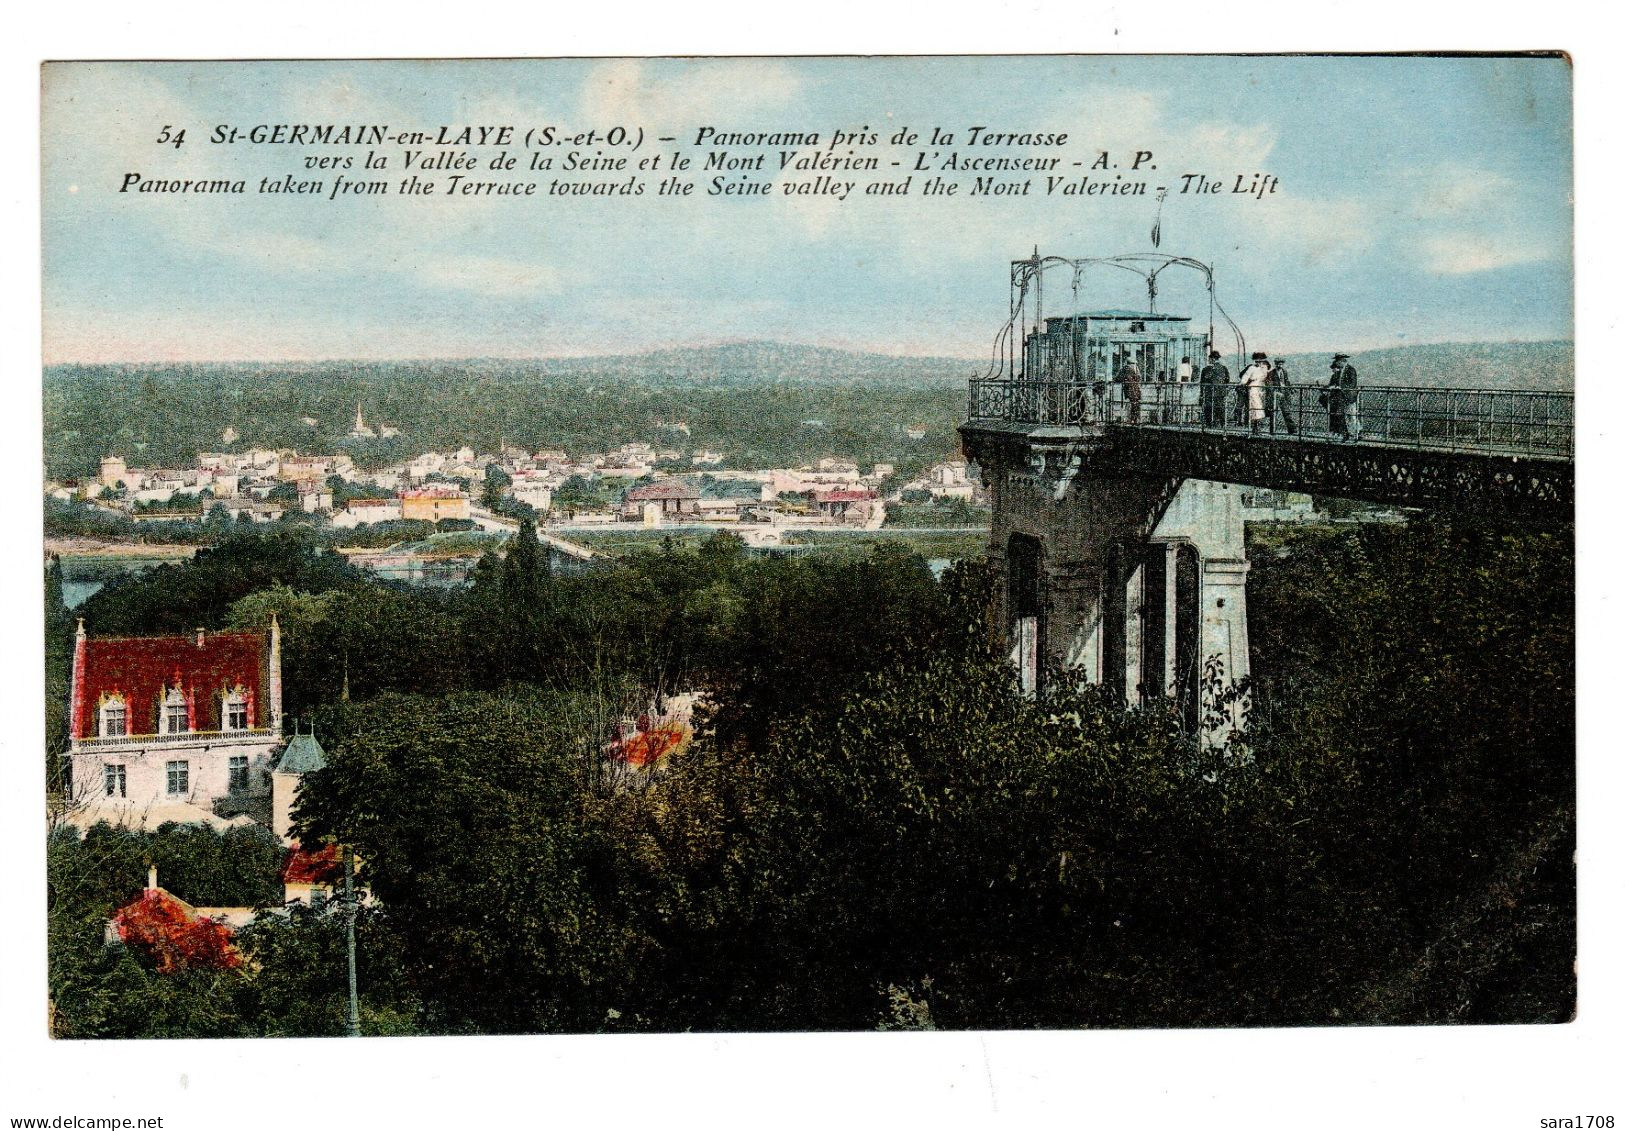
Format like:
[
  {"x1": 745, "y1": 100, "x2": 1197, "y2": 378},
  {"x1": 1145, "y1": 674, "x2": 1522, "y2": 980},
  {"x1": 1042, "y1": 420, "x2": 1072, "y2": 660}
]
[{"x1": 343, "y1": 844, "x2": 360, "y2": 1037}]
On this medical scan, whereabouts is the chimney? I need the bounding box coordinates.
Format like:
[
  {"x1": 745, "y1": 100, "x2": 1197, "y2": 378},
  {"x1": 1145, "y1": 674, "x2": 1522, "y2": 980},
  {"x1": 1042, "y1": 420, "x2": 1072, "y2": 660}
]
[
  {"x1": 146, "y1": 864, "x2": 158, "y2": 892},
  {"x1": 196, "y1": 626, "x2": 206, "y2": 648}
]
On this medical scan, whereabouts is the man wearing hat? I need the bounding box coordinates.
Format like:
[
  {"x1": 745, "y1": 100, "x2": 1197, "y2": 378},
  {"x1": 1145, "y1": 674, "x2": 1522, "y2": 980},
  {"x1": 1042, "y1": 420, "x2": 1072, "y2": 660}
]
[
  {"x1": 1325, "y1": 353, "x2": 1359, "y2": 438},
  {"x1": 1199, "y1": 348, "x2": 1229, "y2": 428},
  {"x1": 1267, "y1": 355, "x2": 1296, "y2": 434},
  {"x1": 1116, "y1": 351, "x2": 1143, "y2": 424},
  {"x1": 1240, "y1": 351, "x2": 1271, "y2": 434}
]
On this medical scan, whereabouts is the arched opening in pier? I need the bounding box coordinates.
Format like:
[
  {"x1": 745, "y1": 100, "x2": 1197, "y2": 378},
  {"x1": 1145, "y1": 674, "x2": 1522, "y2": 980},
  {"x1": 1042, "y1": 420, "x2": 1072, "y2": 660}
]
[{"x1": 1007, "y1": 533, "x2": 1044, "y2": 696}]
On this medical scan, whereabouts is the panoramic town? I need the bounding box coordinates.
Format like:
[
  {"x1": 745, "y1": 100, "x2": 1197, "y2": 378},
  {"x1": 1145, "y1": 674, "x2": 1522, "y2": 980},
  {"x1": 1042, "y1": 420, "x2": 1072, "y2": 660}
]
[
  {"x1": 57, "y1": 403, "x2": 945, "y2": 529},
  {"x1": 44, "y1": 402, "x2": 1013, "y2": 545}
]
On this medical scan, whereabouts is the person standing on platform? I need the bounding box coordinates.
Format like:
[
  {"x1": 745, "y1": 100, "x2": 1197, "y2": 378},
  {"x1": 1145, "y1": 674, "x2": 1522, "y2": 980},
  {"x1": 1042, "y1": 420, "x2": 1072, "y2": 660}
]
[
  {"x1": 1240, "y1": 352, "x2": 1271, "y2": 434},
  {"x1": 1118, "y1": 355, "x2": 1143, "y2": 424},
  {"x1": 1325, "y1": 352, "x2": 1358, "y2": 438},
  {"x1": 1091, "y1": 349, "x2": 1109, "y2": 421},
  {"x1": 1200, "y1": 349, "x2": 1228, "y2": 428},
  {"x1": 1177, "y1": 354, "x2": 1196, "y2": 424},
  {"x1": 1337, "y1": 353, "x2": 1361, "y2": 438},
  {"x1": 1268, "y1": 356, "x2": 1296, "y2": 434}
]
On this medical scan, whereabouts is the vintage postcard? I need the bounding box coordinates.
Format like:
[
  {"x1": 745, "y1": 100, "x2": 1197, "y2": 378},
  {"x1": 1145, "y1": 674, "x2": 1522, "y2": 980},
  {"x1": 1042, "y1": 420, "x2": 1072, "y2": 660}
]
[{"x1": 36, "y1": 50, "x2": 1577, "y2": 1078}]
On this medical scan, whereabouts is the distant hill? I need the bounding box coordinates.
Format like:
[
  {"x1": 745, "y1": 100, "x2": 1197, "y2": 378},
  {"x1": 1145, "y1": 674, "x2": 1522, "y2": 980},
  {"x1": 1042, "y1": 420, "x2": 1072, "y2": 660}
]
[
  {"x1": 523, "y1": 340, "x2": 974, "y2": 385},
  {"x1": 1275, "y1": 341, "x2": 1573, "y2": 393},
  {"x1": 559, "y1": 338, "x2": 968, "y2": 381},
  {"x1": 573, "y1": 337, "x2": 1575, "y2": 392}
]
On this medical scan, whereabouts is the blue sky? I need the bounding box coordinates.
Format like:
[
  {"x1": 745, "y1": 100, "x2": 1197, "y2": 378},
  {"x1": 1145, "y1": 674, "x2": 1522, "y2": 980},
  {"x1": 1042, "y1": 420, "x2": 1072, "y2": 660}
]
[{"x1": 41, "y1": 56, "x2": 1573, "y2": 362}]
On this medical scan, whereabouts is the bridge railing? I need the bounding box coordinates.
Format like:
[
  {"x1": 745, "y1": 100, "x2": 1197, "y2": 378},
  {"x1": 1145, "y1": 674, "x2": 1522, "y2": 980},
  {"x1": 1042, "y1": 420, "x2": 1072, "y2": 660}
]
[{"x1": 967, "y1": 379, "x2": 1574, "y2": 458}]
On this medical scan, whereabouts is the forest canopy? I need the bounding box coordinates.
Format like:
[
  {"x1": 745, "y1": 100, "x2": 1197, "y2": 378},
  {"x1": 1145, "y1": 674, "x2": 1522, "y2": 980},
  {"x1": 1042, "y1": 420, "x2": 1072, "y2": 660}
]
[{"x1": 47, "y1": 513, "x2": 1575, "y2": 1035}]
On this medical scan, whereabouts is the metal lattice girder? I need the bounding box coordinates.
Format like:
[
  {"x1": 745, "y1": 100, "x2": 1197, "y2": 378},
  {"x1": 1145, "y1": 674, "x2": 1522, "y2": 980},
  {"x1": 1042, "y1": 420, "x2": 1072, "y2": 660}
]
[
  {"x1": 965, "y1": 377, "x2": 1573, "y2": 520},
  {"x1": 1100, "y1": 427, "x2": 1573, "y2": 520}
]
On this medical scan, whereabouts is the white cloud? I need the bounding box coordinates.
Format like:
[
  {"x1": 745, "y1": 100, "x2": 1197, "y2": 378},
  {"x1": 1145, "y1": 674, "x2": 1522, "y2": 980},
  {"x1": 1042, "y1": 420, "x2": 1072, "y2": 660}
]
[
  {"x1": 1393, "y1": 164, "x2": 1564, "y2": 276},
  {"x1": 1181, "y1": 122, "x2": 1278, "y2": 169},
  {"x1": 755, "y1": 83, "x2": 1290, "y2": 271},
  {"x1": 1407, "y1": 165, "x2": 1517, "y2": 220},
  {"x1": 1230, "y1": 194, "x2": 1377, "y2": 267},
  {"x1": 43, "y1": 65, "x2": 200, "y2": 177},
  {"x1": 277, "y1": 72, "x2": 404, "y2": 135},
  {"x1": 1418, "y1": 233, "x2": 1549, "y2": 276}
]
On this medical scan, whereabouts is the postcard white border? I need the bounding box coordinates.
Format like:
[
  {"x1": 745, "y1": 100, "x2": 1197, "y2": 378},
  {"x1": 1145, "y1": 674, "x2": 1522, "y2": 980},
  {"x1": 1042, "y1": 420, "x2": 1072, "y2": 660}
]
[{"x1": 4, "y1": 4, "x2": 1619, "y2": 1128}]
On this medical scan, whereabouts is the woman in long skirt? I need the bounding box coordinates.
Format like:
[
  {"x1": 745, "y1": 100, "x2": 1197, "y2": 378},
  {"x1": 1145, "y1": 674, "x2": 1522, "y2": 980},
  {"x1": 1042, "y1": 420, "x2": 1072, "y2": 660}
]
[{"x1": 1241, "y1": 352, "x2": 1271, "y2": 434}]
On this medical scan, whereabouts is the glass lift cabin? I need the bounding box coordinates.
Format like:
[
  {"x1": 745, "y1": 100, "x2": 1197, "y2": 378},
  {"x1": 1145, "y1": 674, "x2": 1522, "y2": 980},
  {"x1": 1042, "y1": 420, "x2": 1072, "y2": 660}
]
[
  {"x1": 973, "y1": 251, "x2": 1245, "y2": 427},
  {"x1": 1024, "y1": 310, "x2": 1209, "y2": 383}
]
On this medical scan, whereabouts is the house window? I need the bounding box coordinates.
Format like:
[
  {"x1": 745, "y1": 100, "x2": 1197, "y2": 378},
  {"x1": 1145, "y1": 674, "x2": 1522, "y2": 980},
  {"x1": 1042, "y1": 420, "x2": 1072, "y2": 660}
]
[
  {"x1": 162, "y1": 690, "x2": 189, "y2": 734},
  {"x1": 99, "y1": 697, "x2": 127, "y2": 738},
  {"x1": 223, "y1": 693, "x2": 250, "y2": 732},
  {"x1": 103, "y1": 764, "x2": 127, "y2": 798},
  {"x1": 165, "y1": 760, "x2": 189, "y2": 795},
  {"x1": 229, "y1": 755, "x2": 249, "y2": 792}
]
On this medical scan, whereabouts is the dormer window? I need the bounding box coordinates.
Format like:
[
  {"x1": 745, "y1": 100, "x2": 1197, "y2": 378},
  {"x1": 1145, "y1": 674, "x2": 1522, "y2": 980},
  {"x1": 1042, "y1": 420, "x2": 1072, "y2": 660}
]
[
  {"x1": 162, "y1": 688, "x2": 190, "y2": 735},
  {"x1": 223, "y1": 690, "x2": 249, "y2": 732},
  {"x1": 99, "y1": 696, "x2": 128, "y2": 739}
]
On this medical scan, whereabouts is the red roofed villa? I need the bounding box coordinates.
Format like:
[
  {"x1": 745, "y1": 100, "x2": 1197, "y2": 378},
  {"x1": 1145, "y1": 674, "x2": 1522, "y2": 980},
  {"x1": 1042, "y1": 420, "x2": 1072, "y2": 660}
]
[{"x1": 65, "y1": 618, "x2": 285, "y2": 822}]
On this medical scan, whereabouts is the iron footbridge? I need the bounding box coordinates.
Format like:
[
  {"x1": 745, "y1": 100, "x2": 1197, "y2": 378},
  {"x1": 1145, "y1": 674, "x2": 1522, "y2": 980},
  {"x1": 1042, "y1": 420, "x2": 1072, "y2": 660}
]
[{"x1": 965, "y1": 379, "x2": 1574, "y2": 519}]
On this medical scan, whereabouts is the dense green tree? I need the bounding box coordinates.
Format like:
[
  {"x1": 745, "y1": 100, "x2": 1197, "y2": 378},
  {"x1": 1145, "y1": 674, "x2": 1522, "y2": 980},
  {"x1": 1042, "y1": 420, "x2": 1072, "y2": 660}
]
[
  {"x1": 1243, "y1": 516, "x2": 1575, "y2": 1023},
  {"x1": 604, "y1": 650, "x2": 1258, "y2": 1030},
  {"x1": 49, "y1": 822, "x2": 284, "y2": 915},
  {"x1": 76, "y1": 531, "x2": 362, "y2": 636},
  {"x1": 45, "y1": 559, "x2": 74, "y2": 790},
  {"x1": 234, "y1": 904, "x2": 420, "y2": 1036},
  {"x1": 294, "y1": 689, "x2": 642, "y2": 1033},
  {"x1": 481, "y1": 464, "x2": 512, "y2": 510},
  {"x1": 701, "y1": 544, "x2": 960, "y2": 751},
  {"x1": 326, "y1": 473, "x2": 394, "y2": 509}
]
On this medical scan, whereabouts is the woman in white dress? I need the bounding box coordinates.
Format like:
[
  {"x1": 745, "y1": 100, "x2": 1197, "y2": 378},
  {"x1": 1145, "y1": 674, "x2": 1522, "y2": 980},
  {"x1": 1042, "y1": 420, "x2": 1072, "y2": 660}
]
[
  {"x1": 1240, "y1": 352, "x2": 1271, "y2": 434},
  {"x1": 1177, "y1": 355, "x2": 1198, "y2": 425}
]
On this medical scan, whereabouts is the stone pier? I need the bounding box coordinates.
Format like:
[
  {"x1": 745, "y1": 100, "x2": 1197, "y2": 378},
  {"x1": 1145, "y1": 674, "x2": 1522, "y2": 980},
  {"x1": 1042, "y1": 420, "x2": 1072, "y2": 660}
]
[{"x1": 961, "y1": 421, "x2": 1249, "y2": 728}]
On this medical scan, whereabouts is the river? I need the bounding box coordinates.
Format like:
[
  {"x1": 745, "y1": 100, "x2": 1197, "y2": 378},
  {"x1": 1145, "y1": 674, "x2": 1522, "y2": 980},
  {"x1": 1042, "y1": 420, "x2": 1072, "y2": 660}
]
[{"x1": 55, "y1": 551, "x2": 195, "y2": 608}]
